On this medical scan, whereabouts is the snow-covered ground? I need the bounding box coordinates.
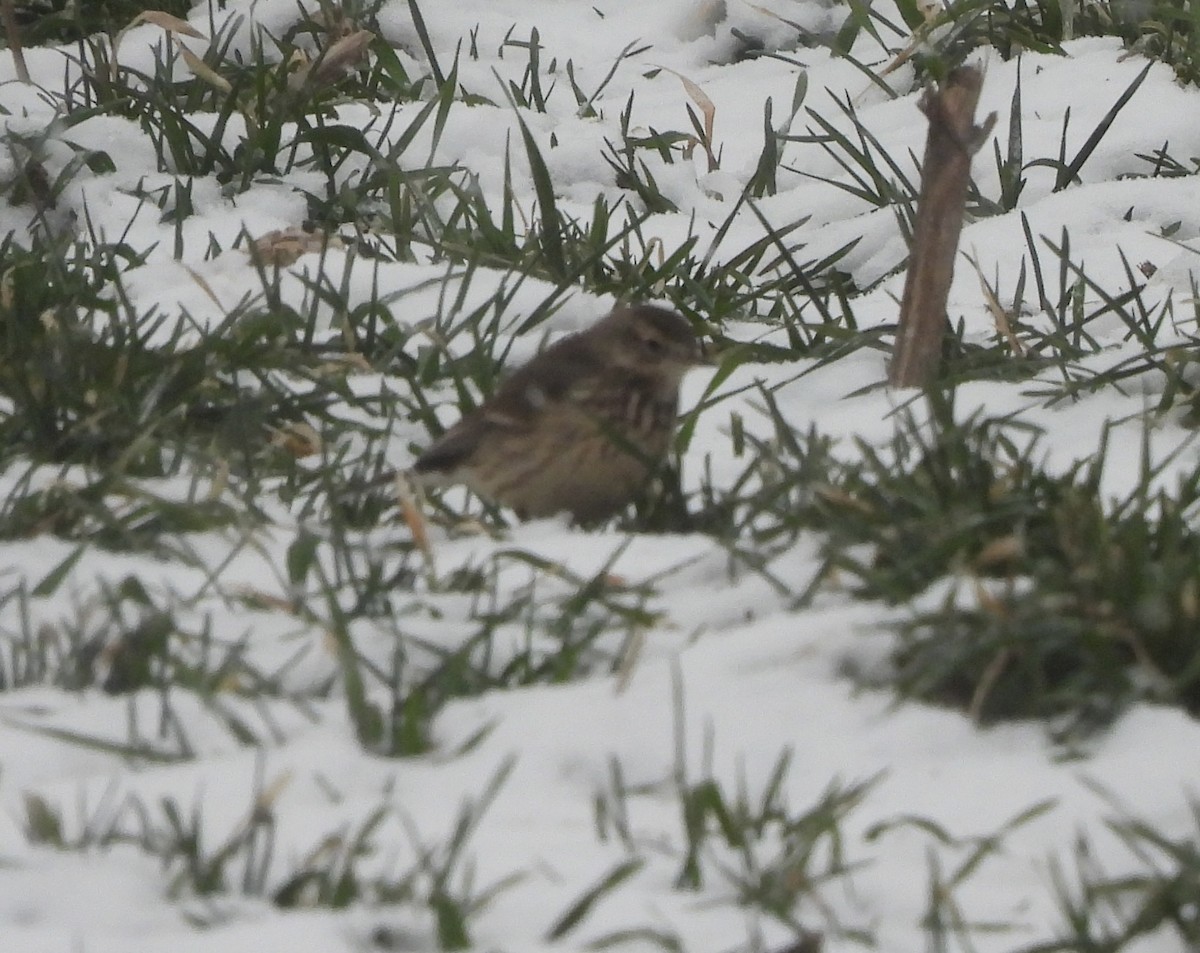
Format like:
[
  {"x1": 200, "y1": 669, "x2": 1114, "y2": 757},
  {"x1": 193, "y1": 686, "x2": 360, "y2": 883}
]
[{"x1": 3, "y1": 1, "x2": 1200, "y2": 951}]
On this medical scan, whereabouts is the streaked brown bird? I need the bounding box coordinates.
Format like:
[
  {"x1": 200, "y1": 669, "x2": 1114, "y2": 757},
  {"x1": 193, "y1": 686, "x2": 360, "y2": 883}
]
[{"x1": 412, "y1": 304, "x2": 705, "y2": 524}]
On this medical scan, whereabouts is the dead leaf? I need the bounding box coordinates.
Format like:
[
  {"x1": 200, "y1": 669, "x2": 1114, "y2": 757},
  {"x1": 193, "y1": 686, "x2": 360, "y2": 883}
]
[
  {"x1": 249, "y1": 226, "x2": 342, "y2": 267},
  {"x1": 270, "y1": 421, "x2": 322, "y2": 458}
]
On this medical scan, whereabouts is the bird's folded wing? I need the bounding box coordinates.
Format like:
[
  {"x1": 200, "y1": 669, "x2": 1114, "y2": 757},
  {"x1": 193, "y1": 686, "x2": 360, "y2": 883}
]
[
  {"x1": 413, "y1": 330, "x2": 604, "y2": 476},
  {"x1": 412, "y1": 403, "x2": 534, "y2": 476}
]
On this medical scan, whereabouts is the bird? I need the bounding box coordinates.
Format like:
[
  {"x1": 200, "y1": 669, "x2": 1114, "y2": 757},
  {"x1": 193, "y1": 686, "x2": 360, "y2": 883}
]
[{"x1": 411, "y1": 303, "x2": 706, "y2": 525}]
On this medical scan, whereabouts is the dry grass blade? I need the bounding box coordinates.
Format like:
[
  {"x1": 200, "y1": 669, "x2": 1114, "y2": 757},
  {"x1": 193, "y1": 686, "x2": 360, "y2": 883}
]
[
  {"x1": 396, "y1": 471, "x2": 435, "y2": 569},
  {"x1": 178, "y1": 42, "x2": 233, "y2": 92},
  {"x1": 130, "y1": 11, "x2": 206, "y2": 39},
  {"x1": 113, "y1": 9, "x2": 207, "y2": 72},
  {"x1": 660, "y1": 66, "x2": 718, "y2": 172},
  {"x1": 965, "y1": 250, "x2": 1026, "y2": 357},
  {"x1": 292, "y1": 29, "x2": 375, "y2": 90}
]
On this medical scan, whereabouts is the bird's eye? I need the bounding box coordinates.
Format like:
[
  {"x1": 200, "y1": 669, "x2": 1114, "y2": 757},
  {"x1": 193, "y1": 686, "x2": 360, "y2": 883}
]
[{"x1": 643, "y1": 336, "x2": 666, "y2": 356}]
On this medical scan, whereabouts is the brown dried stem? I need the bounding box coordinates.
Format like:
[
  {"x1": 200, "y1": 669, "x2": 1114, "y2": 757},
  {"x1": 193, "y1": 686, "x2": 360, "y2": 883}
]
[
  {"x1": 1, "y1": 0, "x2": 30, "y2": 83},
  {"x1": 889, "y1": 66, "x2": 996, "y2": 389}
]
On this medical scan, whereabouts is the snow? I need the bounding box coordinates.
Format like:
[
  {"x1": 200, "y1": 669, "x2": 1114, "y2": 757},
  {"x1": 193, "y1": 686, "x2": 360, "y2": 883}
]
[{"x1": 3, "y1": 0, "x2": 1200, "y2": 951}]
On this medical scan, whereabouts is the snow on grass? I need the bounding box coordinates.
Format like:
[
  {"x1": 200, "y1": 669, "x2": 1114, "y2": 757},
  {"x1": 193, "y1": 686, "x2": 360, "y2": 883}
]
[{"x1": 3, "y1": 1, "x2": 1200, "y2": 951}]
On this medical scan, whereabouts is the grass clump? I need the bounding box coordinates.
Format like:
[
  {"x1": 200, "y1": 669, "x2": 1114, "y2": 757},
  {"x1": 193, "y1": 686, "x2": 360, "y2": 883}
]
[
  {"x1": 705, "y1": 385, "x2": 1200, "y2": 738},
  {"x1": 1034, "y1": 794, "x2": 1200, "y2": 952},
  {"x1": 0, "y1": 232, "x2": 346, "y2": 481},
  {"x1": 857, "y1": 0, "x2": 1200, "y2": 89},
  {"x1": 20, "y1": 756, "x2": 516, "y2": 945},
  {"x1": 891, "y1": 463, "x2": 1200, "y2": 738},
  {"x1": 10, "y1": 0, "x2": 195, "y2": 46}
]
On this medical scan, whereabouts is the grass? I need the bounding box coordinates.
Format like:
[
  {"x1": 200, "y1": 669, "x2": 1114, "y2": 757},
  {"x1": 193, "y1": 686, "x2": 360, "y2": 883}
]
[{"x1": 3, "y1": 0, "x2": 1200, "y2": 948}]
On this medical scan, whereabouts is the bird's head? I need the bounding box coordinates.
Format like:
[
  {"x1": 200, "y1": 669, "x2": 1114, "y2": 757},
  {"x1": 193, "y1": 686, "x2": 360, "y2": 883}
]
[{"x1": 599, "y1": 304, "x2": 706, "y2": 378}]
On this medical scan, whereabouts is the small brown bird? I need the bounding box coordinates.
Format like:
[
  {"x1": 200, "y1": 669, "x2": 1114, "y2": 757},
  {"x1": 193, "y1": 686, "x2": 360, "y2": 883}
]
[{"x1": 412, "y1": 304, "x2": 706, "y2": 524}]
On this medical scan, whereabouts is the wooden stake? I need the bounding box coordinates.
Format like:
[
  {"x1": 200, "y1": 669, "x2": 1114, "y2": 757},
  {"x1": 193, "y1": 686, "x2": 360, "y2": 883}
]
[
  {"x1": 889, "y1": 66, "x2": 995, "y2": 388},
  {"x1": 1, "y1": 0, "x2": 30, "y2": 83}
]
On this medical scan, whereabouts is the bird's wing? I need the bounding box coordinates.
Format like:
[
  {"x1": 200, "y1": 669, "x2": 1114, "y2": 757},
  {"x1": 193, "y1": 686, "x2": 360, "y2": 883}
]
[
  {"x1": 412, "y1": 373, "x2": 546, "y2": 477},
  {"x1": 489, "y1": 331, "x2": 605, "y2": 406},
  {"x1": 410, "y1": 418, "x2": 488, "y2": 475},
  {"x1": 412, "y1": 330, "x2": 603, "y2": 477}
]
